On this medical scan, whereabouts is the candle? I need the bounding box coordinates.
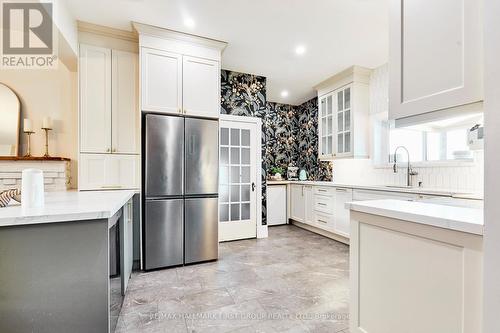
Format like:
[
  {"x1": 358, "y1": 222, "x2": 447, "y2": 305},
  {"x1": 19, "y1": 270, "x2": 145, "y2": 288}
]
[
  {"x1": 23, "y1": 119, "x2": 32, "y2": 132},
  {"x1": 42, "y1": 116, "x2": 52, "y2": 129}
]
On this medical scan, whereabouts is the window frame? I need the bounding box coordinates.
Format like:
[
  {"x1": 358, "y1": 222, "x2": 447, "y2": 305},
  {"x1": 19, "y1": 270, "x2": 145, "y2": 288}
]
[{"x1": 373, "y1": 119, "x2": 475, "y2": 168}]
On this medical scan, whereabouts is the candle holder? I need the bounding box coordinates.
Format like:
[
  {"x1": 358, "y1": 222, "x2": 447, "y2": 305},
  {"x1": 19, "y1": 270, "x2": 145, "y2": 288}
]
[
  {"x1": 42, "y1": 127, "x2": 52, "y2": 157},
  {"x1": 24, "y1": 131, "x2": 35, "y2": 157}
]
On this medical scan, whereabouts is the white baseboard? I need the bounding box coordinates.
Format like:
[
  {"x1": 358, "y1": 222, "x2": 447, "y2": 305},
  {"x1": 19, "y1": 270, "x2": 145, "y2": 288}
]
[{"x1": 291, "y1": 220, "x2": 350, "y2": 245}]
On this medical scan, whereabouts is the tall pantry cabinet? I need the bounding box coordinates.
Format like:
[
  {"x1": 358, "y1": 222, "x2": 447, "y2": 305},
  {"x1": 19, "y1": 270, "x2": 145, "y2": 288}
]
[{"x1": 79, "y1": 43, "x2": 140, "y2": 190}]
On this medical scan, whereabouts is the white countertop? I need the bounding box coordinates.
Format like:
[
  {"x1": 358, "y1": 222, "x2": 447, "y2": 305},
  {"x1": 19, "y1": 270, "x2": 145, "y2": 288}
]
[
  {"x1": 266, "y1": 180, "x2": 482, "y2": 199},
  {"x1": 346, "y1": 199, "x2": 484, "y2": 235},
  {"x1": 0, "y1": 190, "x2": 135, "y2": 227}
]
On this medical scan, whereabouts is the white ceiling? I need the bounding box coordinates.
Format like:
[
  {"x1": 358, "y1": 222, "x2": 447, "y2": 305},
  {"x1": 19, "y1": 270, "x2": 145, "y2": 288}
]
[{"x1": 66, "y1": 0, "x2": 389, "y2": 105}]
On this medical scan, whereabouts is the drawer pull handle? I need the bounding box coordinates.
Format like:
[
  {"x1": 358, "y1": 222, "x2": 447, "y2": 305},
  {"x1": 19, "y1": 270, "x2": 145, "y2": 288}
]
[
  {"x1": 318, "y1": 203, "x2": 326, "y2": 206},
  {"x1": 317, "y1": 219, "x2": 327, "y2": 224},
  {"x1": 318, "y1": 189, "x2": 328, "y2": 192},
  {"x1": 336, "y1": 188, "x2": 347, "y2": 192}
]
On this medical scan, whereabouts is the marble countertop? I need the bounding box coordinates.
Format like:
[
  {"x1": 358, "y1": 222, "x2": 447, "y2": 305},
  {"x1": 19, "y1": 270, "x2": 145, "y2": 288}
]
[
  {"x1": 346, "y1": 199, "x2": 484, "y2": 235},
  {"x1": 0, "y1": 190, "x2": 135, "y2": 227},
  {"x1": 266, "y1": 180, "x2": 482, "y2": 199}
]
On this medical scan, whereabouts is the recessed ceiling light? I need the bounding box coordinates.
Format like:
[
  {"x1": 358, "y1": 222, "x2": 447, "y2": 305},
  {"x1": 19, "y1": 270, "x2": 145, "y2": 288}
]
[
  {"x1": 295, "y1": 45, "x2": 306, "y2": 55},
  {"x1": 281, "y1": 90, "x2": 289, "y2": 98},
  {"x1": 184, "y1": 17, "x2": 195, "y2": 29}
]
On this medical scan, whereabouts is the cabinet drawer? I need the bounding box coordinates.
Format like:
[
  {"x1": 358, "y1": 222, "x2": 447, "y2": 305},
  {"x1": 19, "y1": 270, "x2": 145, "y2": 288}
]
[
  {"x1": 314, "y1": 195, "x2": 334, "y2": 214},
  {"x1": 314, "y1": 212, "x2": 332, "y2": 225},
  {"x1": 314, "y1": 186, "x2": 335, "y2": 197},
  {"x1": 314, "y1": 212, "x2": 334, "y2": 230},
  {"x1": 352, "y1": 189, "x2": 416, "y2": 201}
]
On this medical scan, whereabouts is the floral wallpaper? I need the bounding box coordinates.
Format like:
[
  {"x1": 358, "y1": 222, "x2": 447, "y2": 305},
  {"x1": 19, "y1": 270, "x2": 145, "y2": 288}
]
[
  {"x1": 296, "y1": 98, "x2": 333, "y2": 181},
  {"x1": 264, "y1": 102, "x2": 299, "y2": 173},
  {"x1": 221, "y1": 70, "x2": 268, "y2": 225},
  {"x1": 220, "y1": 69, "x2": 333, "y2": 225}
]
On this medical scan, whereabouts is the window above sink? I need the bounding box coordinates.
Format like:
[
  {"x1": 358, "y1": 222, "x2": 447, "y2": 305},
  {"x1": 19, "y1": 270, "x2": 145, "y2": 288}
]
[{"x1": 373, "y1": 112, "x2": 483, "y2": 165}]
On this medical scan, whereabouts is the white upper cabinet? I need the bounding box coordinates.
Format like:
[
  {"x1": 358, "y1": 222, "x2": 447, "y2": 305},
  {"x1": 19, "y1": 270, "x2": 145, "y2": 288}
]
[
  {"x1": 112, "y1": 50, "x2": 139, "y2": 154},
  {"x1": 183, "y1": 56, "x2": 220, "y2": 118},
  {"x1": 140, "y1": 48, "x2": 182, "y2": 114},
  {"x1": 319, "y1": 94, "x2": 334, "y2": 158},
  {"x1": 335, "y1": 86, "x2": 352, "y2": 157},
  {"x1": 80, "y1": 45, "x2": 140, "y2": 154},
  {"x1": 315, "y1": 66, "x2": 370, "y2": 160},
  {"x1": 389, "y1": 0, "x2": 483, "y2": 120},
  {"x1": 134, "y1": 22, "x2": 227, "y2": 119},
  {"x1": 79, "y1": 44, "x2": 112, "y2": 153}
]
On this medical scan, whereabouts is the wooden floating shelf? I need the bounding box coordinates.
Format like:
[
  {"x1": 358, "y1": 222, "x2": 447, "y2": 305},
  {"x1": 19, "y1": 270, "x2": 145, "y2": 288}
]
[{"x1": 0, "y1": 156, "x2": 70, "y2": 161}]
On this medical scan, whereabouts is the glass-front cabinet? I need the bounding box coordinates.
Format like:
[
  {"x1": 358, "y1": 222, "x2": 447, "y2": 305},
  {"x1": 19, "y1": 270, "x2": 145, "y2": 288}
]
[
  {"x1": 316, "y1": 66, "x2": 370, "y2": 160},
  {"x1": 318, "y1": 85, "x2": 354, "y2": 159},
  {"x1": 319, "y1": 94, "x2": 334, "y2": 157},
  {"x1": 336, "y1": 86, "x2": 351, "y2": 156}
]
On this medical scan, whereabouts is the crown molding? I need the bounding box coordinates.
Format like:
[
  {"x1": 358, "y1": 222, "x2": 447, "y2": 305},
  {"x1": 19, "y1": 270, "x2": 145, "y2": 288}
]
[
  {"x1": 132, "y1": 22, "x2": 227, "y2": 51},
  {"x1": 78, "y1": 21, "x2": 138, "y2": 43}
]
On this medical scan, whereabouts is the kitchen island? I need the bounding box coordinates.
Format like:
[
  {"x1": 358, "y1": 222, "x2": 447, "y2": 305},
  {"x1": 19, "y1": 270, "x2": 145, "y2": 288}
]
[
  {"x1": 347, "y1": 199, "x2": 483, "y2": 333},
  {"x1": 0, "y1": 190, "x2": 136, "y2": 333}
]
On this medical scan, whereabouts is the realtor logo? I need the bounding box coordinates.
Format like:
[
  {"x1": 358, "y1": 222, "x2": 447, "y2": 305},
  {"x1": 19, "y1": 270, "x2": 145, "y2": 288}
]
[{"x1": 1, "y1": 0, "x2": 57, "y2": 69}]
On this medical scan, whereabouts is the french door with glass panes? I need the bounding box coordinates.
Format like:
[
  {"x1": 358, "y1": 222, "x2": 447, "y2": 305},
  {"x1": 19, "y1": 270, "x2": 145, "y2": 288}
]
[{"x1": 219, "y1": 120, "x2": 258, "y2": 241}]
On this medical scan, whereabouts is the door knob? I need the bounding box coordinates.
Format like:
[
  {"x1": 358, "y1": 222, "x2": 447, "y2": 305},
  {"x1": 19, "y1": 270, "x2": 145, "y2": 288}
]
[{"x1": 251, "y1": 182, "x2": 255, "y2": 192}]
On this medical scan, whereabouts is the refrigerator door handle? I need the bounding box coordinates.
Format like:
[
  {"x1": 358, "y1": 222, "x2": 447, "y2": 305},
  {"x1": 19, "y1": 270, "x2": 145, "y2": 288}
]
[
  {"x1": 188, "y1": 135, "x2": 195, "y2": 155},
  {"x1": 191, "y1": 135, "x2": 196, "y2": 155}
]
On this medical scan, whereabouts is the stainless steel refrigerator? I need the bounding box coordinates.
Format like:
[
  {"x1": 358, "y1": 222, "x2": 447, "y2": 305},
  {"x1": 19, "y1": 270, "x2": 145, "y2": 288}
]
[{"x1": 143, "y1": 114, "x2": 219, "y2": 270}]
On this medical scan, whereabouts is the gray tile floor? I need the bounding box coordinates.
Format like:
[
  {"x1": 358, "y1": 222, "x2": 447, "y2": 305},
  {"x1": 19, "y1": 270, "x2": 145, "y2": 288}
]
[{"x1": 116, "y1": 225, "x2": 350, "y2": 333}]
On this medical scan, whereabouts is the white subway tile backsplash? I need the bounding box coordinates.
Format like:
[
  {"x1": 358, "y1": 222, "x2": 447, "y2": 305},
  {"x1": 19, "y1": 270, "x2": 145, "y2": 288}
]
[{"x1": 333, "y1": 154, "x2": 483, "y2": 194}]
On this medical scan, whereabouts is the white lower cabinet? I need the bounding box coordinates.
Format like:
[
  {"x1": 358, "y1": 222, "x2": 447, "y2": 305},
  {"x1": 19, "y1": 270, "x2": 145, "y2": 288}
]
[
  {"x1": 334, "y1": 188, "x2": 353, "y2": 237},
  {"x1": 304, "y1": 186, "x2": 314, "y2": 225},
  {"x1": 290, "y1": 184, "x2": 306, "y2": 222},
  {"x1": 79, "y1": 154, "x2": 140, "y2": 190},
  {"x1": 267, "y1": 185, "x2": 287, "y2": 226},
  {"x1": 288, "y1": 184, "x2": 478, "y2": 241}
]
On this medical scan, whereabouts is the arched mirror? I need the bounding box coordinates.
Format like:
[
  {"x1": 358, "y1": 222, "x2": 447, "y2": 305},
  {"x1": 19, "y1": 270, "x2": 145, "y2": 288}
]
[{"x1": 0, "y1": 83, "x2": 20, "y2": 157}]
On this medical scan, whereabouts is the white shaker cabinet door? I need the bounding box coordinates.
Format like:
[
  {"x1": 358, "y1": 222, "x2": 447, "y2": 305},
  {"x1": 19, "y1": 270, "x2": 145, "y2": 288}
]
[
  {"x1": 267, "y1": 185, "x2": 287, "y2": 226},
  {"x1": 304, "y1": 186, "x2": 314, "y2": 225},
  {"x1": 182, "y1": 56, "x2": 220, "y2": 118},
  {"x1": 114, "y1": 155, "x2": 140, "y2": 190},
  {"x1": 79, "y1": 154, "x2": 107, "y2": 190},
  {"x1": 141, "y1": 47, "x2": 182, "y2": 114},
  {"x1": 79, "y1": 44, "x2": 112, "y2": 153},
  {"x1": 112, "y1": 50, "x2": 139, "y2": 154},
  {"x1": 389, "y1": 0, "x2": 483, "y2": 120},
  {"x1": 334, "y1": 188, "x2": 352, "y2": 237},
  {"x1": 290, "y1": 185, "x2": 306, "y2": 222},
  {"x1": 79, "y1": 154, "x2": 140, "y2": 190}
]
